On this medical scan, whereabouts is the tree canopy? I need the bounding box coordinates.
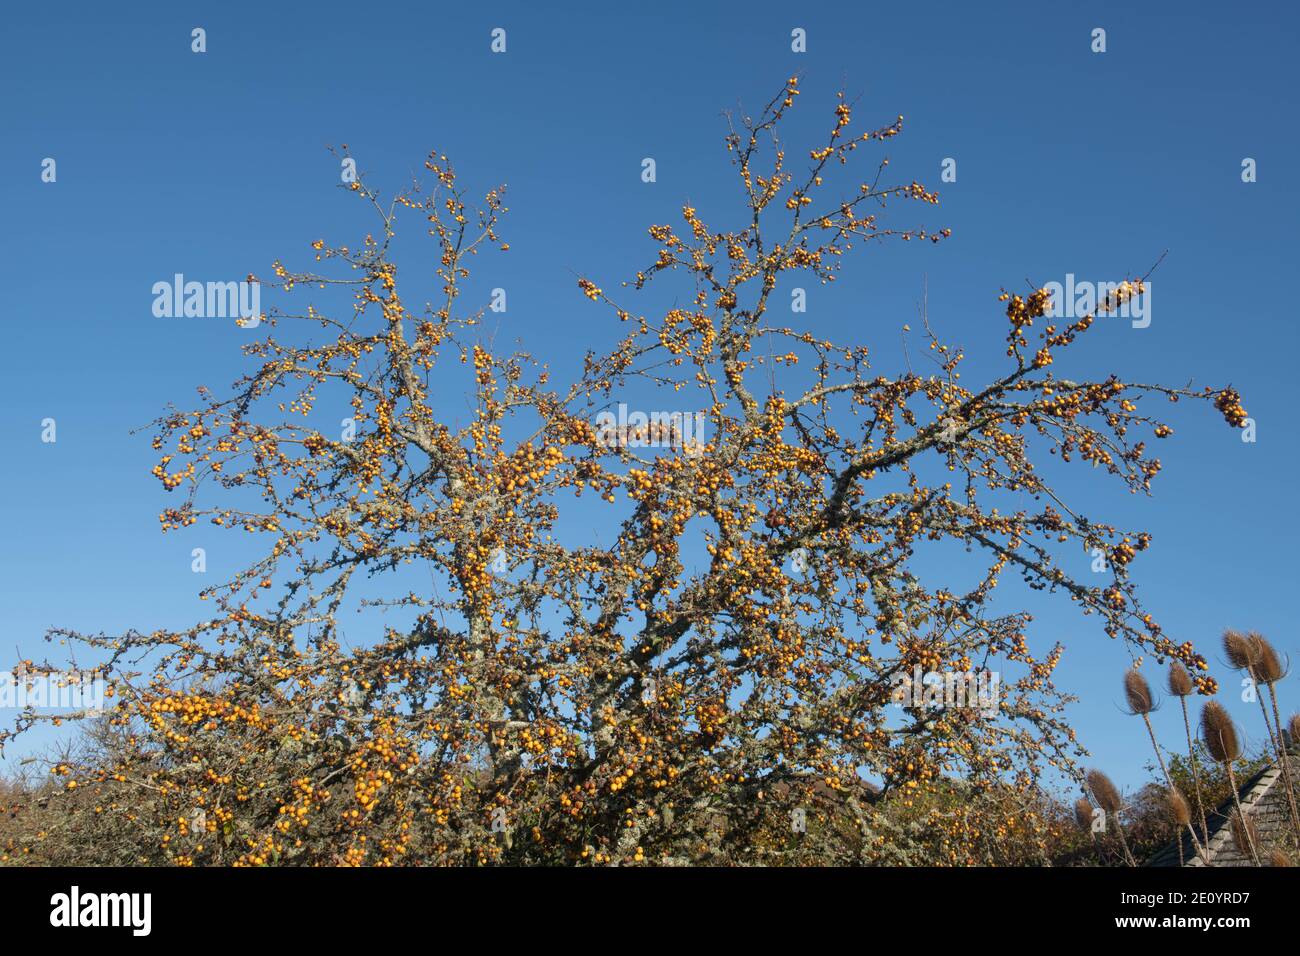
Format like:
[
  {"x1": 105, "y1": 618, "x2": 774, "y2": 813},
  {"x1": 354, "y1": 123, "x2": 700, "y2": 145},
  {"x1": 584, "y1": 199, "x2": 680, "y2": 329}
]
[{"x1": 2, "y1": 78, "x2": 1246, "y2": 866}]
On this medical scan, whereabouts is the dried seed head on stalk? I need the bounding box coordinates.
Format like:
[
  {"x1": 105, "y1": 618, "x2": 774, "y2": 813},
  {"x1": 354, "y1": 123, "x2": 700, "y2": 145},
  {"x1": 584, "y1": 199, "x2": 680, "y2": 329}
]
[
  {"x1": 1230, "y1": 810, "x2": 1258, "y2": 858},
  {"x1": 1248, "y1": 632, "x2": 1284, "y2": 684},
  {"x1": 1223, "y1": 629, "x2": 1258, "y2": 672},
  {"x1": 1167, "y1": 661, "x2": 1194, "y2": 697},
  {"x1": 1124, "y1": 668, "x2": 1155, "y2": 715},
  {"x1": 1201, "y1": 701, "x2": 1242, "y2": 763},
  {"x1": 1074, "y1": 797, "x2": 1094, "y2": 830},
  {"x1": 1290, "y1": 713, "x2": 1300, "y2": 744},
  {"x1": 1167, "y1": 786, "x2": 1191, "y2": 826},
  {"x1": 1269, "y1": 850, "x2": 1292, "y2": 867},
  {"x1": 1086, "y1": 769, "x2": 1123, "y2": 814}
]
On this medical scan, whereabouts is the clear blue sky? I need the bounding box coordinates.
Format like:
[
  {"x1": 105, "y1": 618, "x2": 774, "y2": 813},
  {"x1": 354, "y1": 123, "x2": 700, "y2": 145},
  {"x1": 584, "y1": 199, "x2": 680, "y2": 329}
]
[{"x1": 1, "y1": 0, "x2": 1296, "y2": 794}]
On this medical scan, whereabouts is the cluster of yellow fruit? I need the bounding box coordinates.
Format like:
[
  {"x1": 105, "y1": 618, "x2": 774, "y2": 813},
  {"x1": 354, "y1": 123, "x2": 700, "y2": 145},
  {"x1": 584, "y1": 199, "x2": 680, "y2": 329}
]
[
  {"x1": 1214, "y1": 387, "x2": 1248, "y2": 428},
  {"x1": 150, "y1": 455, "x2": 193, "y2": 491}
]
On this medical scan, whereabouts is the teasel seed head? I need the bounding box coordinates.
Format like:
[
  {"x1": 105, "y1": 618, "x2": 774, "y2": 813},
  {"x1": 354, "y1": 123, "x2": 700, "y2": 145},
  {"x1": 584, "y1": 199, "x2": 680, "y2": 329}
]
[
  {"x1": 1124, "y1": 668, "x2": 1155, "y2": 715},
  {"x1": 1223, "y1": 629, "x2": 1258, "y2": 672},
  {"x1": 1086, "y1": 769, "x2": 1123, "y2": 815},
  {"x1": 1201, "y1": 701, "x2": 1242, "y2": 764},
  {"x1": 1074, "y1": 797, "x2": 1094, "y2": 831},
  {"x1": 1247, "y1": 632, "x2": 1284, "y2": 684},
  {"x1": 1167, "y1": 661, "x2": 1193, "y2": 697},
  {"x1": 1167, "y1": 786, "x2": 1191, "y2": 827}
]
